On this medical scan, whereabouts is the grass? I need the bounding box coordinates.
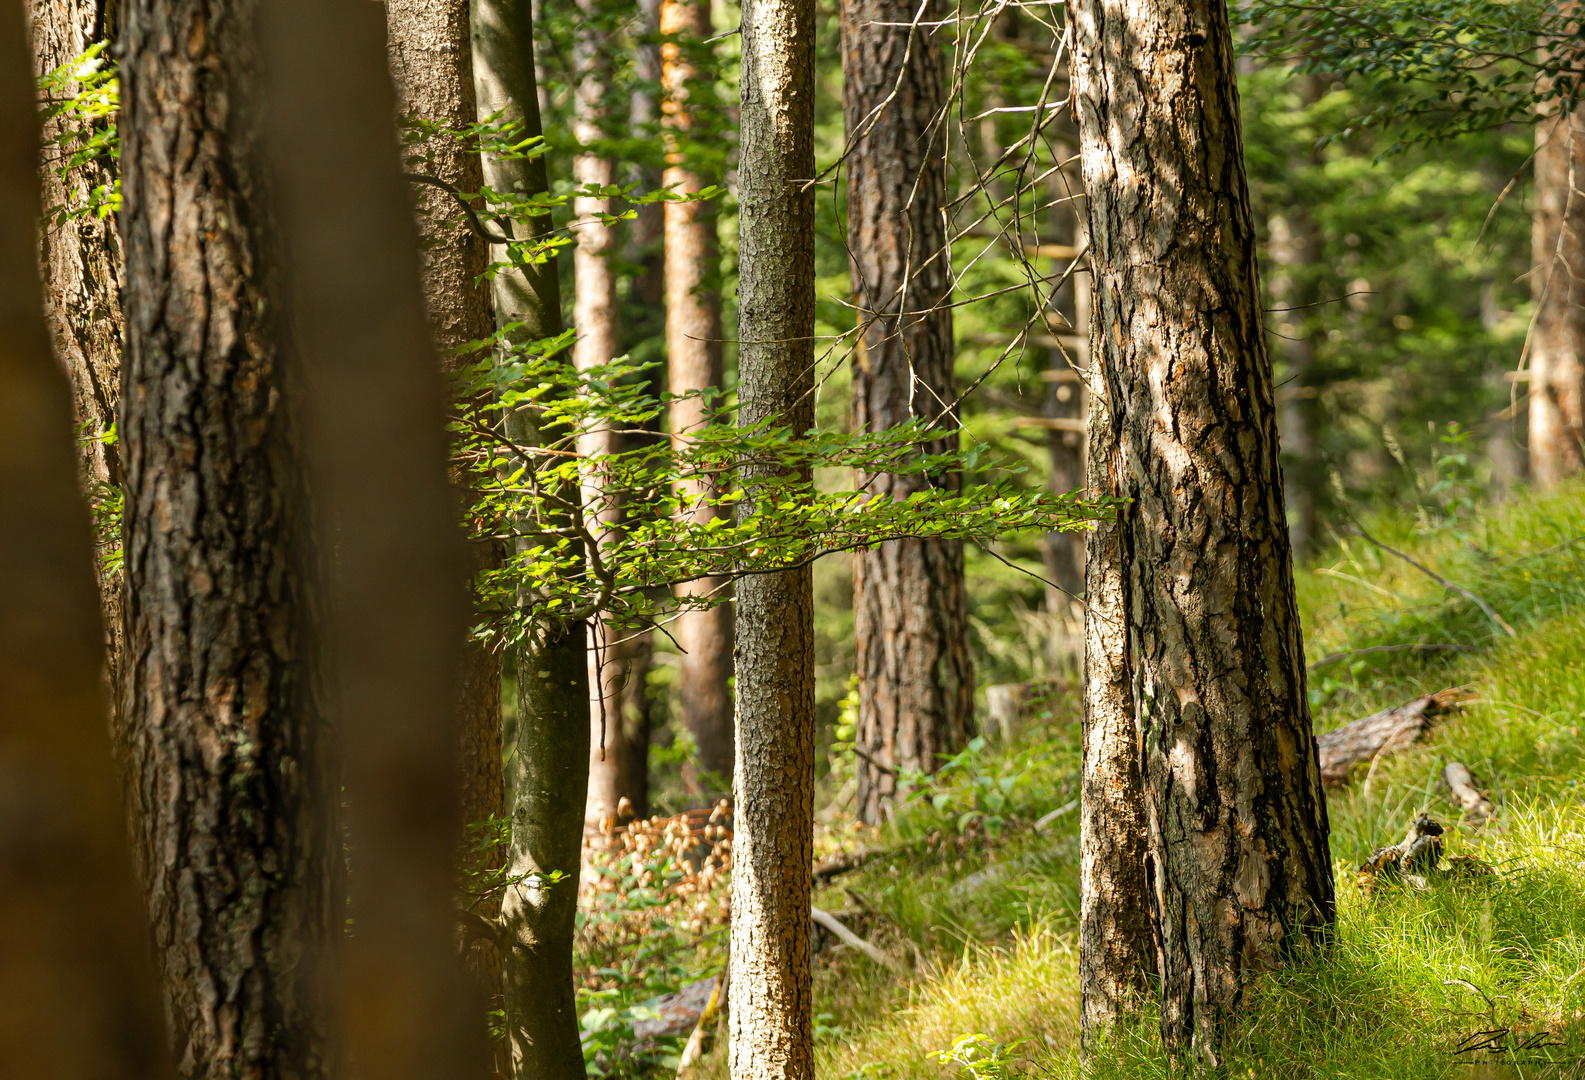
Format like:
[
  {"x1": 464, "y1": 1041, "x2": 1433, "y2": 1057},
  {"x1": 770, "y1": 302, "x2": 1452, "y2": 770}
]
[{"x1": 753, "y1": 481, "x2": 1585, "y2": 1079}]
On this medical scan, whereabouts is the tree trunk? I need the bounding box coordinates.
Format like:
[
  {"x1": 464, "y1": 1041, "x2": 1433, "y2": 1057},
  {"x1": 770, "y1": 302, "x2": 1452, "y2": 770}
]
[
  {"x1": 1070, "y1": 0, "x2": 1335, "y2": 1061},
  {"x1": 661, "y1": 0, "x2": 735, "y2": 794},
  {"x1": 842, "y1": 0, "x2": 973, "y2": 825},
  {"x1": 118, "y1": 0, "x2": 336, "y2": 1073},
  {"x1": 731, "y1": 0, "x2": 817, "y2": 1072},
  {"x1": 1270, "y1": 205, "x2": 1322, "y2": 554},
  {"x1": 29, "y1": 0, "x2": 126, "y2": 735},
  {"x1": 258, "y1": 1, "x2": 488, "y2": 1075},
  {"x1": 0, "y1": 7, "x2": 165, "y2": 1068},
  {"x1": 471, "y1": 2, "x2": 591, "y2": 1076},
  {"x1": 1530, "y1": 101, "x2": 1585, "y2": 487},
  {"x1": 1042, "y1": 154, "x2": 1087, "y2": 664},
  {"x1": 382, "y1": 1, "x2": 507, "y2": 1065}
]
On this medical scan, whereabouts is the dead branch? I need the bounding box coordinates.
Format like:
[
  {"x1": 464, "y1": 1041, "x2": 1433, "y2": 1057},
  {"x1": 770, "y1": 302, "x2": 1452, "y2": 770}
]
[
  {"x1": 810, "y1": 905, "x2": 903, "y2": 971},
  {"x1": 1442, "y1": 761, "x2": 1496, "y2": 823},
  {"x1": 1317, "y1": 687, "x2": 1470, "y2": 785},
  {"x1": 1344, "y1": 524, "x2": 1517, "y2": 638}
]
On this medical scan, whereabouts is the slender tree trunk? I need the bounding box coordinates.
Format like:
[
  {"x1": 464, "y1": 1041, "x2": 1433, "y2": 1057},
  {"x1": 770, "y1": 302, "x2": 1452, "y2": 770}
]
[
  {"x1": 1530, "y1": 101, "x2": 1585, "y2": 487},
  {"x1": 382, "y1": 3, "x2": 508, "y2": 1061},
  {"x1": 259, "y1": 2, "x2": 488, "y2": 1077},
  {"x1": 118, "y1": 0, "x2": 336, "y2": 1073},
  {"x1": 843, "y1": 0, "x2": 973, "y2": 825},
  {"x1": 1042, "y1": 152, "x2": 1087, "y2": 663},
  {"x1": 29, "y1": 0, "x2": 126, "y2": 734},
  {"x1": 472, "y1": 2, "x2": 591, "y2": 1076},
  {"x1": 1269, "y1": 207, "x2": 1321, "y2": 554},
  {"x1": 661, "y1": 0, "x2": 735, "y2": 793},
  {"x1": 1071, "y1": 0, "x2": 1335, "y2": 1062},
  {"x1": 0, "y1": 7, "x2": 165, "y2": 1069},
  {"x1": 731, "y1": 0, "x2": 817, "y2": 1072}
]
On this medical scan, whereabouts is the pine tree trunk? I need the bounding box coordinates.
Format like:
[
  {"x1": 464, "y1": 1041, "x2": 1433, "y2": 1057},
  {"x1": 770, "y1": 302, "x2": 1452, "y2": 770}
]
[
  {"x1": 731, "y1": 0, "x2": 817, "y2": 1071},
  {"x1": 471, "y1": 2, "x2": 591, "y2": 1076},
  {"x1": 118, "y1": 0, "x2": 336, "y2": 1073},
  {"x1": 661, "y1": 0, "x2": 735, "y2": 793},
  {"x1": 1530, "y1": 101, "x2": 1585, "y2": 487},
  {"x1": 382, "y1": 2, "x2": 507, "y2": 1064},
  {"x1": 29, "y1": 0, "x2": 125, "y2": 736},
  {"x1": 0, "y1": 8, "x2": 164, "y2": 1068},
  {"x1": 842, "y1": 0, "x2": 973, "y2": 825},
  {"x1": 1070, "y1": 0, "x2": 1335, "y2": 1062}
]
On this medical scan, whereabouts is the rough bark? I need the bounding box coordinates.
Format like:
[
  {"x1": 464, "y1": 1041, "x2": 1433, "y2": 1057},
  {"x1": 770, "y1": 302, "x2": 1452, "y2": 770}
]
[
  {"x1": 0, "y1": 7, "x2": 165, "y2": 1069},
  {"x1": 30, "y1": 0, "x2": 126, "y2": 729},
  {"x1": 259, "y1": 2, "x2": 488, "y2": 1076},
  {"x1": 471, "y1": 2, "x2": 592, "y2": 1076},
  {"x1": 731, "y1": 0, "x2": 817, "y2": 1073},
  {"x1": 1530, "y1": 100, "x2": 1585, "y2": 487},
  {"x1": 382, "y1": 0, "x2": 507, "y2": 1054},
  {"x1": 118, "y1": 0, "x2": 335, "y2": 1073},
  {"x1": 1077, "y1": 347, "x2": 1156, "y2": 1039},
  {"x1": 661, "y1": 0, "x2": 735, "y2": 794},
  {"x1": 842, "y1": 0, "x2": 974, "y2": 825},
  {"x1": 1071, "y1": 0, "x2": 1336, "y2": 1060}
]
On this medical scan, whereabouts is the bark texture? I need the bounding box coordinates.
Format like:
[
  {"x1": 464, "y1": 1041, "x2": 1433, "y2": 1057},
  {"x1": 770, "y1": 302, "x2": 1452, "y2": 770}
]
[
  {"x1": 471, "y1": 2, "x2": 592, "y2": 1075},
  {"x1": 30, "y1": 0, "x2": 126, "y2": 722},
  {"x1": 260, "y1": 1, "x2": 488, "y2": 1076},
  {"x1": 661, "y1": 0, "x2": 735, "y2": 792},
  {"x1": 119, "y1": 0, "x2": 335, "y2": 1073},
  {"x1": 0, "y1": 7, "x2": 165, "y2": 1069},
  {"x1": 842, "y1": 0, "x2": 974, "y2": 825},
  {"x1": 731, "y1": 0, "x2": 817, "y2": 1073},
  {"x1": 1070, "y1": 0, "x2": 1335, "y2": 1060},
  {"x1": 1530, "y1": 101, "x2": 1585, "y2": 487},
  {"x1": 383, "y1": 0, "x2": 507, "y2": 1051}
]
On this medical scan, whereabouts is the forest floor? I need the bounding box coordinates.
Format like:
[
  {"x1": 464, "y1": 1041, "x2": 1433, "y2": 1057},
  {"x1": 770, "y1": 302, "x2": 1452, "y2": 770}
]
[{"x1": 595, "y1": 480, "x2": 1585, "y2": 1079}]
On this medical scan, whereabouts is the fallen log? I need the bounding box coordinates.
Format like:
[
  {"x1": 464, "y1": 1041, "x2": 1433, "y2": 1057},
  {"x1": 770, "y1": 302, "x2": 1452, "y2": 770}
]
[
  {"x1": 1442, "y1": 762, "x2": 1496, "y2": 824},
  {"x1": 1317, "y1": 687, "x2": 1469, "y2": 785},
  {"x1": 811, "y1": 905, "x2": 902, "y2": 971}
]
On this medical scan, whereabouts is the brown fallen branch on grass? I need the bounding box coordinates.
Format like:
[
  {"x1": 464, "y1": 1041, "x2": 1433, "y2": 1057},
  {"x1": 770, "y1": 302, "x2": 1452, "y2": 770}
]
[
  {"x1": 1442, "y1": 762, "x2": 1496, "y2": 823},
  {"x1": 811, "y1": 905, "x2": 903, "y2": 971},
  {"x1": 1317, "y1": 687, "x2": 1470, "y2": 785}
]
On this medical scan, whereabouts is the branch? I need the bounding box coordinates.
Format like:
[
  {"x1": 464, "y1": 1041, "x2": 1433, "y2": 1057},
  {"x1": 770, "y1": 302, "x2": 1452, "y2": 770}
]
[
  {"x1": 810, "y1": 906, "x2": 903, "y2": 971},
  {"x1": 1343, "y1": 524, "x2": 1516, "y2": 638},
  {"x1": 1307, "y1": 642, "x2": 1467, "y2": 669},
  {"x1": 404, "y1": 172, "x2": 516, "y2": 244}
]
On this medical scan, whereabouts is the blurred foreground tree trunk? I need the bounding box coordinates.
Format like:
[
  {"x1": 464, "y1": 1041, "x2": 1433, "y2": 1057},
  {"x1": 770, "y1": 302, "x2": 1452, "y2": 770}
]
[
  {"x1": 472, "y1": 0, "x2": 592, "y2": 1075},
  {"x1": 0, "y1": 5, "x2": 165, "y2": 1070},
  {"x1": 29, "y1": 0, "x2": 126, "y2": 728},
  {"x1": 260, "y1": 1, "x2": 490, "y2": 1075},
  {"x1": 118, "y1": 0, "x2": 336, "y2": 1072},
  {"x1": 1530, "y1": 100, "x2": 1585, "y2": 486},
  {"x1": 731, "y1": 0, "x2": 817, "y2": 1073},
  {"x1": 661, "y1": 0, "x2": 735, "y2": 795},
  {"x1": 842, "y1": 0, "x2": 973, "y2": 825},
  {"x1": 383, "y1": 0, "x2": 509, "y2": 1062},
  {"x1": 1071, "y1": 0, "x2": 1335, "y2": 1062}
]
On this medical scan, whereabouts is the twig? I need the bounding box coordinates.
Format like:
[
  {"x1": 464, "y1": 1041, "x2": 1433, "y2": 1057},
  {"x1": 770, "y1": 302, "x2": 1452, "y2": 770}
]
[
  {"x1": 1343, "y1": 524, "x2": 1517, "y2": 638},
  {"x1": 811, "y1": 906, "x2": 903, "y2": 971},
  {"x1": 852, "y1": 744, "x2": 898, "y2": 777},
  {"x1": 1033, "y1": 799, "x2": 1078, "y2": 831},
  {"x1": 404, "y1": 172, "x2": 516, "y2": 244},
  {"x1": 1307, "y1": 643, "x2": 1468, "y2": 669}
]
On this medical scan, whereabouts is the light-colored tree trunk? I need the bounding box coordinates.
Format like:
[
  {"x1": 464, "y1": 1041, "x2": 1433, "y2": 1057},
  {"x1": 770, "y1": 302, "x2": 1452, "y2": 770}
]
[
  {"x1": 29, "y1": 0, "x2": 125, "y2": 738},
  {"x1": 1530, "y1": 101, "x2": 1585, "y2": 487},
  {"x1": 842, "y1": 0, "x2": 973, "y2": 824},
  {"x1": 119, "y1": 0, "x2": 337, "y2": 1072},
  {"x1": 471, "y1": 2, "x2": 591, "y2": 1076},
  {"x1": 382, "y1": 1, "x2": 507, "y2": 1065},
  {"x1": 731, "y1": 0, "x2": 817, "y2": 1072},
  {"x1": 0, "y1": 7, "x2": 165, "y2": 1069},
  {"x1": 661, "y1": 0, "x2": 735, "y2": 793},
  {"x1": 1071, "y1": 0, "x2": 1335, "y2": 1062},
  {"x1": 259, "y1": 1, "x2": 488, "y2": 1076}
]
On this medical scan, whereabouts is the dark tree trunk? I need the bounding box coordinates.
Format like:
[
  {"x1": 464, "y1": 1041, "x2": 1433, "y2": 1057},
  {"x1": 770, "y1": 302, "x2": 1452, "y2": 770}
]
[
  {"x1": 118, "y1": 0, "x2": 336, "y2": 1074},
  {"x1": 30, "y1": 0, "x2": 126, "y2": 732},
  {"x1": 471, "y1": 1, "x2": 592, "y2": 1075},
  {"x1": 842, "y1": 0, "x2": 973, "y2": 825},
  {"x1": 1071, "y1": 0, "x2": 1335, "y2": 1061},
  {"x1": 383, "y1": 1, "x2": 507, "y2": 1058},
  {"x1": 0, "y1": 6, "x2": 165, "y2": 1069},
  {"x1": 731, "y1": 0, "x2": 817, "y2": 1070},
  {"x1": 259, "y1": 1, "x2": 488, "y2": 1075},
  {"x1": 1530, "y1": 100, "x2": 1585, "y2": 487}
]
